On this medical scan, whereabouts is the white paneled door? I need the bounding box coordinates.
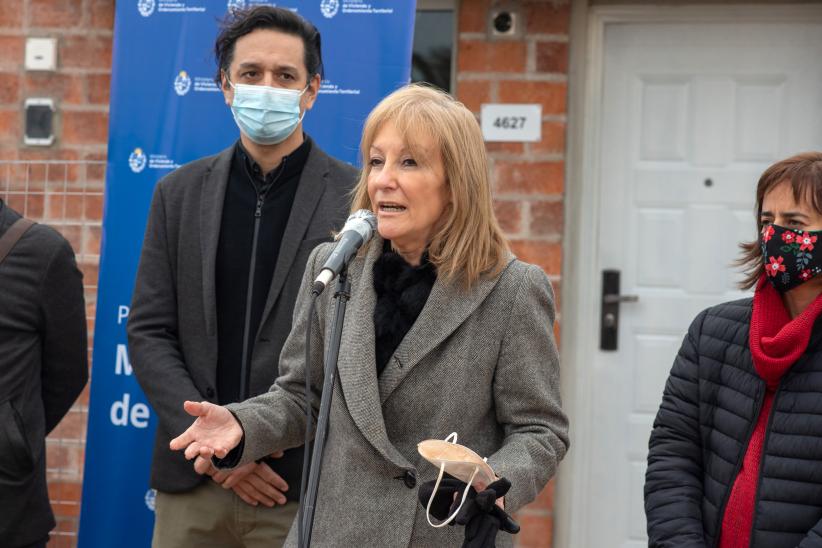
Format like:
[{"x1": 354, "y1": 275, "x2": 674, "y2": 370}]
[{"x1": 588, "y1": 21, "x2": 822, "y2": 547}]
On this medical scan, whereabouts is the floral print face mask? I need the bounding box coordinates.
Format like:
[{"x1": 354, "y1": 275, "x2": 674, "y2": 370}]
[{"x1": 760, "y1": 223, "x2": 822, "y2": 292}]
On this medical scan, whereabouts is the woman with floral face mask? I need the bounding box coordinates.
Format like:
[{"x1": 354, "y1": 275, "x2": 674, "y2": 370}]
[
  {"x1": 645, "y1": 153, "x2": 822, "y2": 548},
  {"x1": 166, "y1": 84, "x2": 569, "y2": 547}
]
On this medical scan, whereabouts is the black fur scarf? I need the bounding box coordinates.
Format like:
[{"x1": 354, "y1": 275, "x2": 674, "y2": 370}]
[{"x1": 372, "y1": 244, "x2": 437, "y2": 375}]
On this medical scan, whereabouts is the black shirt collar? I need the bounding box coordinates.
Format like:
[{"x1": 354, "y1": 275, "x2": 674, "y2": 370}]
[{"x1": 234, "y1": 135, "x2": 312, "y2": 189}]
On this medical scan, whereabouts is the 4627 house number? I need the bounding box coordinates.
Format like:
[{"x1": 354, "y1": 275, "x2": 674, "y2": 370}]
[
  {"x1": 493, "y1": 116, "x2": 527, "y2": 129},
  {"x1": 481, "y1": 104, "x2": 541, "y2": 142}
]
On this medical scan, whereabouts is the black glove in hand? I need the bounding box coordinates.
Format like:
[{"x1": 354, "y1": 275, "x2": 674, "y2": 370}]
[
  {"x1": 418, "y1": 476, "x2": 520, "y2": 548},
  {"x1": 418, "y1": 477, "x2": 466, "y2": 520},
  {"x1": 455, "y1": 478, "x2": 519, "y2": 548}
]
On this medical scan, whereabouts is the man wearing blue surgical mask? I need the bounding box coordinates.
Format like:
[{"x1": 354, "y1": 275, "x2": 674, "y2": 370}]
[{"x1": 127, "y1": 6, "x2": 357, "y2": 547}]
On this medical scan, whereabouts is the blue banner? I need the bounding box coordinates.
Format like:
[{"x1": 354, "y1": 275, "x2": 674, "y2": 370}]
[{"x1": 79, "y1": 1, "x2": 415, "y2": 546}]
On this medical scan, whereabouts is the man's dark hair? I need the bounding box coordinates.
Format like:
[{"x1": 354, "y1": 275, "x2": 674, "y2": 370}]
[{"x1": 214, "y1": 6, "x2": 323, "y2": 85}]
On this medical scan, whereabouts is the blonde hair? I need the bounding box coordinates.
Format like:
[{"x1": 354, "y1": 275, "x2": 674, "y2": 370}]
[{"x1": 351, "y1": 84, "x2": 509, "y2": 287}]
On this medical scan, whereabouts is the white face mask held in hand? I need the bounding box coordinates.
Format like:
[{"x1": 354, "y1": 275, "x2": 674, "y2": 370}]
[
  {"x1": 417, "y1": 432, "x2": 497, "y2": 527},
  {"x1": 417, "y1": 433, "x2": 521, "y2": 547}
]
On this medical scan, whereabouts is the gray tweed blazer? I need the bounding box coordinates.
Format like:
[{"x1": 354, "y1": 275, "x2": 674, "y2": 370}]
[{"x1": 227, "y1": 237, "x2": 569, "y2": 547}]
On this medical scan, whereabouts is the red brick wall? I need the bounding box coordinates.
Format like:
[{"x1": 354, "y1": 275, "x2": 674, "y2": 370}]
[
  {"x1": 0, "y1": 1, "x2": 112, "y2": 546},
  {"x1": 455, "y1": 2, "x2": 569, "y2": 546},
  {"x1": 0, "y1": 1, "x2": 568, "y2": 546}
]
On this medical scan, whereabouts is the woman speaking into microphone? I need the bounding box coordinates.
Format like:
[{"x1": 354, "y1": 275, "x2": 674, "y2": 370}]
[{"x1": 170, "y1": 84, "x2": 569, "y2": 547}]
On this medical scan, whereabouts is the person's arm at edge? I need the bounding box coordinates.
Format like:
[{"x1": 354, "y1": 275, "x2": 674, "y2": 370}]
[
  {"x1": 484, "y1": 263, "x2": 570, "y2": 513},
  {"x1": 644, "y1": 309, "x2": 709, "y2": 548},
  {"x1": 127, "y1": 180, "x2": 205, "y2": 437},
  {"x1": 40, "y1": 236, "x2": 88, "y2": 433}
]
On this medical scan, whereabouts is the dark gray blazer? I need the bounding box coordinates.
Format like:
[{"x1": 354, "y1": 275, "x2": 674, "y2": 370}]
[
  {"x1": 0, "y1": 202, "x2": 88, "y2": 547},
  {"x1": 227, "y1": 238, "x2": 570, "y2": 547},
  {"x1": 127, "y1": 142, "x2": 357, "y2": 492}
]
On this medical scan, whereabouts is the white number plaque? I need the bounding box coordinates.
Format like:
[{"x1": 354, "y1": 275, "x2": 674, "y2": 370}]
[{"x1": 481, "y1": 103, "x2": 542, "y2": 142}]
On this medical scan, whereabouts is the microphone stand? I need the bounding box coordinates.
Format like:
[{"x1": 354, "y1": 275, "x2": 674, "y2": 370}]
[{"x1": 299, "y1": 266, "x2": 351, "y2": 548}]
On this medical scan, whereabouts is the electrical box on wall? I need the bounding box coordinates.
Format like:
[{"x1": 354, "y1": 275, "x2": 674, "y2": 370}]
[
  {"x1": 25, "y1": 37, "x2": 57, "y2": 71},
  {"x1": 24, "y1": 98, "x2": 55, "y2": 146}
]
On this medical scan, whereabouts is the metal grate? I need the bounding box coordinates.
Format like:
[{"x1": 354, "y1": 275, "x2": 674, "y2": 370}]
[{"x1": 0, "y1": 160, "x2": 106, "y2": 267}]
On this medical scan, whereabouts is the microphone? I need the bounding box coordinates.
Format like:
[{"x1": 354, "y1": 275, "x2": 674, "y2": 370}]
[{"x1": 312, "y1": 209, "x2": 377, "y2": 295}]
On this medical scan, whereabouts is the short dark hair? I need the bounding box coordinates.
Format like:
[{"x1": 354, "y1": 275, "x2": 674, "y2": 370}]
[
  {"x1": 214, "y1": 6, "x2": 323, "y2": 85},
  {"x1": 737, "y1": 152, "x2": 822, "y2": 289}
]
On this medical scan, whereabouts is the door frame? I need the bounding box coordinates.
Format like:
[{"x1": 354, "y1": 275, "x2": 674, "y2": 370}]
[{"x1": 555, "y1": 4, "x2": 822, "y2": 547}]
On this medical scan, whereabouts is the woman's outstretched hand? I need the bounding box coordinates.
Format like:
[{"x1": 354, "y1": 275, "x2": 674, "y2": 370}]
[{"x1": 169, "y1": 401, "x2": 244, "y2": 460}]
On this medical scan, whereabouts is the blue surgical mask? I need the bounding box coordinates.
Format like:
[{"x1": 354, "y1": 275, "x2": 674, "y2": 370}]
[{"x1": 228, "y1": 81, "x2": 308, "y2": 145}]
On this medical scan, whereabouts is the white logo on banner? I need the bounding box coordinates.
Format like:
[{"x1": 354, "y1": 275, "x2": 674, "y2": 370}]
[
  {"x1": 129, "y1": 148, "x2": 147, "y2": 173},
  {"x1": 137, "y1": 0, "x2": 207, "y2": 15},
  {"x1": 320, "y1": 0, "x2": 339, "y2": 18},
  {"x1": 228, "y1": 0, "x2": 245, "y2": 11},
  {"x1": 320, "y1": 79, "x2": 361, "y2": 95},
  {"x1": 145, "y1": 489, "x2": 157, "y2": 512},
  {"x1": 137, "y1": 0, "x2": 155, "y2": 17},
  {"x1": 174, "y1": 70, "x2": 192, "y2": 96},
  {"x1": 336, "y1": 1, "x2": 393, "y2": 15}
]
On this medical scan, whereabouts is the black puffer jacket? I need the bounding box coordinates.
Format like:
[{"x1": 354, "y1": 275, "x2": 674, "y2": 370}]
[{"x1": 645, "y1": 298, "x2": 822, "y2": 548}]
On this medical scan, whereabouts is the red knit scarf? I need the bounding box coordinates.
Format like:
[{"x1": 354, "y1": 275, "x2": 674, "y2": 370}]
[{"x1": 719, "y1": 276, "x2": 822, "y2": 547}]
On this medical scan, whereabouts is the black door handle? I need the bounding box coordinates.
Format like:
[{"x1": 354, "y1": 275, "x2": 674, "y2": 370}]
[{"x1": 600, "y1": 270, "x2": 638, "y2": 351}]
